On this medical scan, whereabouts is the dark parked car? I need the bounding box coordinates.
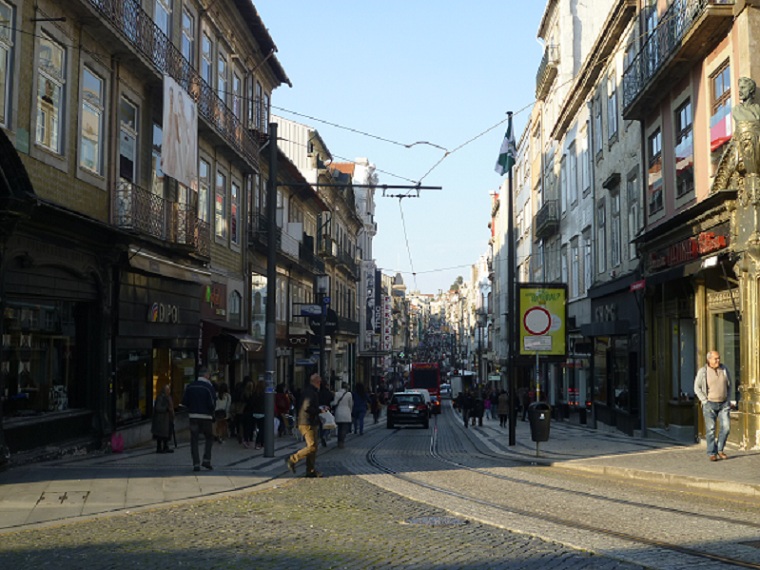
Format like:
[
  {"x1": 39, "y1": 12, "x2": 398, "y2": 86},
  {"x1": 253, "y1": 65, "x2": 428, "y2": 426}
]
[{"x1": 386, "y1": 392, "x2": 429, "y2": 429}]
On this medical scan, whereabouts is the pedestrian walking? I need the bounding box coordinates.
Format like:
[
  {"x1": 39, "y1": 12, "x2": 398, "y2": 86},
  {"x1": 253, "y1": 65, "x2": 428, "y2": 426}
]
[
  {"x1": 332, "y1": 382, "x2": 354, "y2": 448},
  {"x1": 285, "y1": 372, "x2": 323, "y2": 478},
  {"x1": 318, "y1": 379, "x2": 334, "y2": 446},
  {"x1": 694, "y1": 350, "x2": 735, "y2": 461},
  {"x1": 181, "y1": 366, "x2": 216, "y2": 472},
  {"x1": 213, "y1": 382, "x2": 231, "y2": 443},
  {"x1": 152, "y1": 384, "x2": 174, "y2": 453},
  {"x1": 497, "y1": 389, "x2": 509, "y2": 428},
  {"x1": 518, "y1": 386, "x2": 530, "y2": 421},
  {"x1": 275, "y1": 384, "x2": 291, "y2": 437},
  {"x1": 351, "y1": 382, "x2": 369, "y2": 435},
  {"x1": 460, "y1": 390, "x2": 473, "y2": 428},
  {"x1": 369, "y1": 391, "x2": 381, "y2": 424}
]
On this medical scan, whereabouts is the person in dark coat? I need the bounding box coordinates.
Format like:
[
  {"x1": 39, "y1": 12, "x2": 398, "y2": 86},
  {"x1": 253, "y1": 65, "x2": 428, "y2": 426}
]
[
  {"x1": 460, "y1": 390, "x2": 473, "y2": 428},
  {"x1": 318, "y1": 379, "x2": 334, "y2": 446},
  {"x1": 181, "y1": 366, "x2": 216, "y2": 471},
  {"x1": 152, "y1": 384, "x2": 175, "y2": 453}
]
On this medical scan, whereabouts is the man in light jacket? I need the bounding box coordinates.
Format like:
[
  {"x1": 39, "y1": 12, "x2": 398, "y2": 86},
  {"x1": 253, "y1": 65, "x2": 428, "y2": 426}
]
[
  {"x1": 694, "y1": 350, "x2": 734, "y2": 462},
  {"x1": 182, "y1": 365, "x2": 216, "y2": 472}
]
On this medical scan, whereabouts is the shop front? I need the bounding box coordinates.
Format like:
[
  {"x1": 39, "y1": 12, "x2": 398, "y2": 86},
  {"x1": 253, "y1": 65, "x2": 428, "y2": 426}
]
[
  {"x1": 581, "y1": 275, "x2": 642, "y2": 436},
  {"x1": 114, "y1": 249, "x2": 208, "y2": 444},
  {"x1": 637, "y1": 200, "x2": 734, "y2": 443},
  {"x1": 1, "y1": 231, "x2": 111, "y2": 454}
]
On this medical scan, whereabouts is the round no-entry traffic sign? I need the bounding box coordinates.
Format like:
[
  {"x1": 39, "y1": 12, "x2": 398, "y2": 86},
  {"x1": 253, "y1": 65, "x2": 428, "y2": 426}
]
[{"x1": 523, "y1": 306, "x2": 551, "y2": 335}]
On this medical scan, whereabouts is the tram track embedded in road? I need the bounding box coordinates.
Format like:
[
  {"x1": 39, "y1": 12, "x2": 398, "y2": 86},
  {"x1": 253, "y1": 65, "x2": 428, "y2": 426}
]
[{"x1": 365, "y1": 413, "x2": 760, "y2": 570}]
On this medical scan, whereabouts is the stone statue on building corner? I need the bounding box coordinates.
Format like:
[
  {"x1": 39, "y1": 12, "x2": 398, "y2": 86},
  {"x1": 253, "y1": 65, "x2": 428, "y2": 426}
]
[{"x1": 733, "y1": 77, "x2": 760, "y2": 183}]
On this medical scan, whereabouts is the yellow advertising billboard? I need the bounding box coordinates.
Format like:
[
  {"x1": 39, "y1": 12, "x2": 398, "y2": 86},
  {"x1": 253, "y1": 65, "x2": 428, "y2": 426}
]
[{"x1": 518, "y1": 284, "x2": 567, "y2": 358}]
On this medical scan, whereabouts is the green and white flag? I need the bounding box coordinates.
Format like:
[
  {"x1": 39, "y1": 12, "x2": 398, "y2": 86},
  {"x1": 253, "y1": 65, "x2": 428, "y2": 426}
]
[{"x1": 494, "y1": 115, "x2": 517, "y2": 176}]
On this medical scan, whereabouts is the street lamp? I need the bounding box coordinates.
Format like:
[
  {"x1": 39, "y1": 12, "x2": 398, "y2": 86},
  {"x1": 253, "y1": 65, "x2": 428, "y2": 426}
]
[
  {"x1": 316, "y1": 274, "x2": 329, "y2": 381},
  {"x1": 476, "y1": 309, "x2": 487, "y2": 386}
]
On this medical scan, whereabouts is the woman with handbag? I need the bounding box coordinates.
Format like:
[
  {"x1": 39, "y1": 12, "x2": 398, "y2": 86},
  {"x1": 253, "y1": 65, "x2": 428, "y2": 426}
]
[{"x1": 331, "y1": 382, "x2": 354, "y2": 448}]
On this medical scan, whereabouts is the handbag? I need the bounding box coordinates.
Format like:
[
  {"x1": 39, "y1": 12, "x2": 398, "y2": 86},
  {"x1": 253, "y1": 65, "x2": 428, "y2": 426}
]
[{"x1": 319, "y1": 410, "x2": 337, "y2": 430}]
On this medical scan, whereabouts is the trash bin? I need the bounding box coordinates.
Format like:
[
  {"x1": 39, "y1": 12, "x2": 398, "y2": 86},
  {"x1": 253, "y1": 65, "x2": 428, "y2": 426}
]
[{"x1": 528, "y1": 402, "x2": 551, "y2": 442}]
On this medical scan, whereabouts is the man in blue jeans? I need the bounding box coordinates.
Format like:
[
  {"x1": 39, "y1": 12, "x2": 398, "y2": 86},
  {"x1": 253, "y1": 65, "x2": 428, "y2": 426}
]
[
  {"x1": 694, "y1": 350, "x2": 734, "y2": 462},
  {"x1": 182, "y1": 366, "x2": 216, "y2": 472}
]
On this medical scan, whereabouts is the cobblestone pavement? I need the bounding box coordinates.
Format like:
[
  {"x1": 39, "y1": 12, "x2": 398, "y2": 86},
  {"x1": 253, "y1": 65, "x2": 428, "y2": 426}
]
[{"x1": 0, "y1": 473, "x2": 645, "y2": 570}]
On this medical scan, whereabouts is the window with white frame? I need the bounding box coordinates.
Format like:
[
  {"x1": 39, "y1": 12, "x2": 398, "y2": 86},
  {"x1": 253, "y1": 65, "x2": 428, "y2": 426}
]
[
  {"x1": 80, "y1": 67, "x2": 104, "y2": 175},
  {"x1": 198, "y1": 158, "x2": 210, "y2": 222},
  {"x1": 583, "y1": 229, "x2": 592, "y2": 292},
  {"x1": 215, "y1": 170, "x2": 227, "y2": 239},
  {"x1": 255, "y1": 80, "x2": 263, "y2": 131},
  {"x1": 0, "y1": 0, "x2": 14, "y2": 127},
  {"x1": 710, "y1": 61, "x2": 731, "y2": 177},
  {"x1": 151, "y1": 123, "x2": 164, "y2": 196},
  {"x1": 607, "y1": 71, "x2": 618, "y2": 140},
  {"x1": 611, "y1": 191, "x2": 621, "y2": 268},
  {"x1": 627, "y1": 170, "x2": 639, "y2": 260},
  {"x1": 570, "y1": 237, "x2": 579, "y2": 298},
  {"x1": 560, "y1": 157, "x2": 567, "y2": 214},
  {"x1": 229, "y1": 290, "x2": 241, "y2": 327},
  {"x1": 232, "y1": 70, "x2": 242, "y2": 120},
  {"x1": 581, "y1": 132, "x2": 590, "y2": 195},
  {"x1": 231, "y1": 180, "x2": 240, "y2": 245},
  {"x1": 181, "y1": 7, "x2": 194, "y2": 66},
  {"x1": 36, "y1": 33, "x2": 65, "y2": 153},
  {"x1": 593, "y1": 96, "x2": 603, "y2": 155},
  {"x1": 674, "y1": 98, "x2": 694, "y2": 197},
  {"x1": 568, "y1": 142, "x2": 578, "y2": 205},
  {"x1": 201, "y1": 32, "x2": 212, "y2": 85},
  {"x1": 597, "y1": 200, "x2": 606, "y2": 274},
  {"x1": 154, "y1": 0, "x2": 171, "y2": 37},
  {"x1": 119, "y1": 96, "x2": 138, "y2": 182},
  {"x1": 647, "y1": 128, "x2": 663, "y2": 215},
  {"x1": 217, "y1": 47, "x2": 227, "y2": 104}
]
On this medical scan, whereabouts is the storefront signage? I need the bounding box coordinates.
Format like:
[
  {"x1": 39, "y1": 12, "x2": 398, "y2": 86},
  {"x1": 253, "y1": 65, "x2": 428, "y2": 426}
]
[
  {"x1": 148, "y1": 302, "x2": 179, "y2": 324},
  {"x1": 201, "y1": 283, "x2": 227, "y2": 319},
  {"x1": 647, "y1": 227, "x2": 729, "y2": 271}
]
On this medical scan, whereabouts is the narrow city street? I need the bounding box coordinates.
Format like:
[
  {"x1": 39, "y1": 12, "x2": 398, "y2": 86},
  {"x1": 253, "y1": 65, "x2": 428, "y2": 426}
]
[{"x1": 3, "y1": 403, "x2": 760, "y2": 569}]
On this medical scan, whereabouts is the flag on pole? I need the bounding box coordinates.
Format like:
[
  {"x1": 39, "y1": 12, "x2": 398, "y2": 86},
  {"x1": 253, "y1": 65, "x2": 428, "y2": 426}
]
[{"x1": 494, "y1": 115, "x2": 517, "y2": 176}]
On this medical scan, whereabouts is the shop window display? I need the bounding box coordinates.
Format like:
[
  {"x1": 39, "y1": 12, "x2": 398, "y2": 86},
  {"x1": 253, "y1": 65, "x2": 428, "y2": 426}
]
[{"x1": 1, "y1": 300, "x2": 83, "y2": 417}]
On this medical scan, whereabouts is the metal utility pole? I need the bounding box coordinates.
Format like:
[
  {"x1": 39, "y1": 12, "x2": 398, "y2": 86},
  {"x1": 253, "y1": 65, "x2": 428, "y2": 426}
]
[
  {"x1": 506, "y1": 112, "x2": 517, "y2": 447},
  {"x1": 263, "y1": 122, "x2": 277, "y2": 458}
]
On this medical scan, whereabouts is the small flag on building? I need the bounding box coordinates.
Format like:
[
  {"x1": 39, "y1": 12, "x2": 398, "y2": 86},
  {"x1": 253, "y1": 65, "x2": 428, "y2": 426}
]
[{"x1": 494, "y1": 115, "x2": 517, "y2": 176}]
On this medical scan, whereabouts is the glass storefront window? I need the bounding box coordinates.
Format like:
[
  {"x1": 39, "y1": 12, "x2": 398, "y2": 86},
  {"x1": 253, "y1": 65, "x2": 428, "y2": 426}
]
[
  {"x1": 713, "y1": 310, "x2": 740, "y2": 402},
  {"x1": 115, "y1": 349, "x2": 149, "y2": 425},
  {"x1": 2, "y1": 300, "x2": 83, "y2": 417}
]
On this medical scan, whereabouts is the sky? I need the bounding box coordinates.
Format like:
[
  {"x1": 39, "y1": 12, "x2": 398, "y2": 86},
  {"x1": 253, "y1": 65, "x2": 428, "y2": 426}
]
[{"x1": 256, "y1": 2, "x2": 548, "y2": 295}]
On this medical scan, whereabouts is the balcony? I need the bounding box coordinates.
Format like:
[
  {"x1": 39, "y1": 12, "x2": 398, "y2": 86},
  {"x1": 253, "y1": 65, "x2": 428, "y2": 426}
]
[
  {"x1": 337, "y1": 316, "x2": 360, "y2": 336},
  {"x1": 319, "y1": 236, "x2": 337, "y2": 259},
  {"x1": 114, "y1": 180, "x2": 208, "y2": 256},
  {"x1": 337, "y1": 248, "x2": 359, "y2": 278},
  {"x1": 622, "y1": 0, "x2": 735, "y2": 120},
  {"x1": 298, "y1": 239, "x2": 325, "y2": 274},
  {"x1": 535, "y1": 45, "x2": 559, "y2": 100},
  {"x1": 247, "y1": 214, "x2": 281, "y2": 250},
  {"x1": 534, "y1": 200, "x2": 560, "y2": 239},
  {"x1": 83, "y1": 0, "x2": 259, "y2": 168}
]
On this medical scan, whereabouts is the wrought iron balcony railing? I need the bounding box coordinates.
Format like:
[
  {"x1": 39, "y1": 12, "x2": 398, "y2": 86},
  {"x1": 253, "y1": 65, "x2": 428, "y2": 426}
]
[
  {"x1": 86, "y1": 0, "x2": 258, "y2": 167},
  {"x1": 337, "y1": 248, "x2": 359, "y2": 277},
  {"x1": 622, "y1": 0, "x2": 734, "y2": 119},
  {"x1": 299, "y1": 241, "x2": 325, "y2": 274},
  {"x1": 534, "y1": 200, "x2": 560, "y2": 239},
  {"x1": 247, "y1": 214, "x2": 282, "y2": 250},
  {"x1": 114, "y1": 180, "x2": 208, "y2": 255}
]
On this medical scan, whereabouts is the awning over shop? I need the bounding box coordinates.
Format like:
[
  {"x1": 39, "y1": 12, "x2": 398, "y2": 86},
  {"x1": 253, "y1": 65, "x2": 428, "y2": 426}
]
[{"x1": 224, "y1": 332, "x2": 263, "y2": 353}]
